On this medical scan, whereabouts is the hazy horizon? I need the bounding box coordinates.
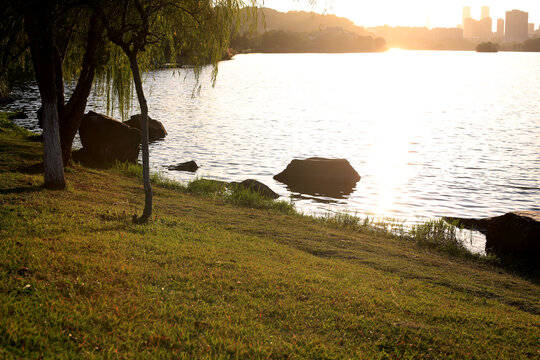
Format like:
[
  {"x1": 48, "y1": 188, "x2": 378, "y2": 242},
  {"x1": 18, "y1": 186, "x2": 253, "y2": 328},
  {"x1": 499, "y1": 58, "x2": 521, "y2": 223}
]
[{"x1": 263, "y1": 0, "x2": 540, "y2": 29}]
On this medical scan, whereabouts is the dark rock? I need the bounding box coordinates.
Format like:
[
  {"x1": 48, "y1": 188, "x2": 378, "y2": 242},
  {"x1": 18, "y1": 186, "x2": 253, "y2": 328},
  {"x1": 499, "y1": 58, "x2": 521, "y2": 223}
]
[
  {"x1": 168, "y1": 161, "x2": 199, "y2": 172},
  {"x1": 124, "y1": 114, "x2": 167, "y2": 142},
  {"x1": 0, "y1": 95, "x2": 15, "y2": 105},
  {"x1": 72, "y1": 148, "x2": 96, "y2": 167},
  {"x1": 28, "y1": 134, "x2": 43, "y2": 142},
  {"x1": 274, "y1": 157, "x2": 360, "y2": 198},
  {"x1": 79, "y1": 111, "x2": 141, "y2": 163},
  {"x1": 486, "y1": 211, "x2": 540, "y2": 261},
  {"x1": 443, "y1": 216, "x2": 492, "y2": 235},
  {"x1": 229, "y1": 179, "x2": 280, "y2": 199},
  {"x1": 10, "y1": 111, "x2": 28, "y2": 120},
  {"x1": 445, "y1": 211, "x2": 540, "y2": 262}
]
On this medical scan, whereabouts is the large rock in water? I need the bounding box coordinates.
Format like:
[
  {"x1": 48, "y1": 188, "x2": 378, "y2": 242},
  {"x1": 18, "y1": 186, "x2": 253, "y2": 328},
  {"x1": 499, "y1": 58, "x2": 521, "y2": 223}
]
[
  {"x1": 124, "y1": 114, "x2": 167, "y2": 142},
  {"x1": 78, "y1": 111, "x2": 141, "y2": 163},
  {"x1": 274, "y1": 157, "x2": 360, "y2": 198},
  {"x1": 445, "y1": 211, "x2": 540, "y2": 262}
]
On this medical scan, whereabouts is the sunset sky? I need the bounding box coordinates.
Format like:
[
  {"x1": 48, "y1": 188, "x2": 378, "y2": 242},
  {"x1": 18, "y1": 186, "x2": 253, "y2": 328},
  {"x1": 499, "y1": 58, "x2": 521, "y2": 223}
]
[{"x1": 263, "y1": 0, "x2": 540, "y2": 29}]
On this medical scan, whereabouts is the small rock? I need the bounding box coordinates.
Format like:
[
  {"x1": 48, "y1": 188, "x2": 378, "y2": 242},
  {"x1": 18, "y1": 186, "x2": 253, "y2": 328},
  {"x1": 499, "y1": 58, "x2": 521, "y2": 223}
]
[
  {"x1": 10, "y1": 111, "x2": 28, "y2": 120},
  {"x1": 168, "y1": 161, "x2": 199, "y2": 172},
  {"x1": 0, "y1": 95, "x2": 15, "y2": 105}
]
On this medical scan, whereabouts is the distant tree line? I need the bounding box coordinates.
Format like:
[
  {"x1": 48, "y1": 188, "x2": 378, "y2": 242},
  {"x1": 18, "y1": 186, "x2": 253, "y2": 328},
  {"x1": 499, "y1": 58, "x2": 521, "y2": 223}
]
[
  {"x1": 490, "y1": 38, "x2": 540, "y2": 52},
  {"x1": 231, "y1": 29, "x2": 387, "y2": 53},
  {"x1": 518, "y1": 38, "x2": 540, "y2": 52},
  {"x1": 476, "y1": 42, "x2": 499, "y2": 52}
]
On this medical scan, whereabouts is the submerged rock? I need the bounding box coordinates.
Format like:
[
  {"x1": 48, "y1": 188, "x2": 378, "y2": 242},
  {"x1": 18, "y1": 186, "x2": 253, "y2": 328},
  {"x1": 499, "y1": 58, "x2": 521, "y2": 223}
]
[
  {"x1": 444, "y1": 211, "x2": 540, "y2": 263},
  {"x1": 274, "y1": 157, "x2": 360, "y2": 198},
  {"x1": 169, "y1": 161, "x2": 199, "y2": 172},
  {"x1": 124, "y1": 114, "x2": 167, "y2": 142},
  {"x1": 79, "y1": 111, "x2": 141, "y2": 163},
  {"x1": 229, "y1": 179, "x2": 280, "y2": 199}
]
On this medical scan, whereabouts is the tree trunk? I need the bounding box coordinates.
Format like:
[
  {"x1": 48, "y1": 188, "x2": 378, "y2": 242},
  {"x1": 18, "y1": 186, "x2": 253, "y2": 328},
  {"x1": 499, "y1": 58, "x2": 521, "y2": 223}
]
[
  {"x1": 128, "y1": 53, "x2": 152, "y2": 223},
  {"x1": 59, "y1": 16, "x2": 103, "y2": 166},
  {"x1": 53, "y1": 47, "x2": 65, "y2": 112},
  {"x1": 24, "y1": 4, "x2": 66, "y2": 189}
]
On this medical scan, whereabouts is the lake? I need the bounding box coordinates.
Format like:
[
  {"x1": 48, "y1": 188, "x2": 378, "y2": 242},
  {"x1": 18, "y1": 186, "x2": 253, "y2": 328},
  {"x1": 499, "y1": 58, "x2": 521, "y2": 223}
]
[{"x1": 4, "y1": 50, "x2": 540, "y2": 252}]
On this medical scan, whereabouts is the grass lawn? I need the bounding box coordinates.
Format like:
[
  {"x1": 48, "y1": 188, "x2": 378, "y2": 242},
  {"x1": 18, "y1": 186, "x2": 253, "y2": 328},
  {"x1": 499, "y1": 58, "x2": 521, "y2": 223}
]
[{"x1": 0, "y1": 113, "x2": 538, "y2": 359}]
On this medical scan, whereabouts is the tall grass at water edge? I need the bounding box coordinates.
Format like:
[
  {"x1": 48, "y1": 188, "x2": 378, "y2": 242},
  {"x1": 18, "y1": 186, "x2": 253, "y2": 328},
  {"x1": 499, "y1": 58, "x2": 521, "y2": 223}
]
[
  {"x1": 113, "y1": 162, "x2": 474, "y2": 257},
  {"x1": 318, "y1": 212, "x2": 475, "y2": 257},
  {"x1": 112, "y1": 164, "x2": 295, "y2": 214}
]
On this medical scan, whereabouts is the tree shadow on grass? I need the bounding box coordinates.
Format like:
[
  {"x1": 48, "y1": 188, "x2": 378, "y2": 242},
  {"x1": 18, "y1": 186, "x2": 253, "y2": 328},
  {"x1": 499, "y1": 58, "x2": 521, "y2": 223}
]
[
  {"x1": 0, "y1": 184, "x2": 44, "y2": 195},
  {"x1": 18, "y1": 162, "x2": 43, "y2": 174}
]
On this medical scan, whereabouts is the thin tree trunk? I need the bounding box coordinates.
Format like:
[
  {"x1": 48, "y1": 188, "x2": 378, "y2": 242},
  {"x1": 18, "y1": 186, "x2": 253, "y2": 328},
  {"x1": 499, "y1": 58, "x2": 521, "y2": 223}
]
[
  {"x1": 128, "y1": 54, "x2": 152, "y2": 223},
  {"x1": 24, "y1": 5, "x2": 66, "y2": 189},
  {"x1": 53, "y1": 47, "x2": 65, "y2": 112},
  {"x1": 59, "y1": 16, "x2": 103, "y2": 166}
]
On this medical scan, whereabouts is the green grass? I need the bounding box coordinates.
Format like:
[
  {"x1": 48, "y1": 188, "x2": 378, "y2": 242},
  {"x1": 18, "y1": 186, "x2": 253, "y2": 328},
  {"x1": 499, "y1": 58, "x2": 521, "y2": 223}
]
[
  {"x1": 0, "y1": 112, "x2": 35, "y2": 138},
  {"x1": 408, "y1": 218, "x2": 471, "y2": 256},
  {"x1": 112, "y1": 164, "x2": 296, "y2": 214},
  {"x1": 0, "y1": 113, "x2": 539, "y2": 359}
]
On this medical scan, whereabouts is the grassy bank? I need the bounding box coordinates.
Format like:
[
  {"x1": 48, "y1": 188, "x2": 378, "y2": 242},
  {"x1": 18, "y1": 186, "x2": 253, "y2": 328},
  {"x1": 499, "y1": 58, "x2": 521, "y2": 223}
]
[{"x1": 0, "y1": 113, "x2": 539, "y2": 359}]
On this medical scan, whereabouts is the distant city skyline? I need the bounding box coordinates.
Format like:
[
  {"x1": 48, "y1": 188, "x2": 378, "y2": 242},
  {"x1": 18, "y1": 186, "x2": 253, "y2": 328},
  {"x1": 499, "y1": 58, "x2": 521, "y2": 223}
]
[{"x1": 263, "y1": 0, "x2": 540, "y2": 29}]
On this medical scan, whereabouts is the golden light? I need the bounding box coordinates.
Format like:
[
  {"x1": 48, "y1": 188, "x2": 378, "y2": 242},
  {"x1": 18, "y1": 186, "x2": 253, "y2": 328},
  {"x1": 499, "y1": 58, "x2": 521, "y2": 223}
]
[{"x1": 263, "y1": 1, "x2": 540, "y2": 29}]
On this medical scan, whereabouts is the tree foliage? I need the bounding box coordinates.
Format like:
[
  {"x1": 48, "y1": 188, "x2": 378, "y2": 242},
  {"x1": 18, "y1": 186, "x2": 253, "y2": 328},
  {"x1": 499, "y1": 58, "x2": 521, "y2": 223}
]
[
  {"x1": 0, "y1": 5, "x2": 30, "y2": 97},
  {"x1": 3, "y1": 0, "x2": 315, "y2": 218},
  {"x1": 87, "y1": 0, "x2": 262, "y2": 222}
]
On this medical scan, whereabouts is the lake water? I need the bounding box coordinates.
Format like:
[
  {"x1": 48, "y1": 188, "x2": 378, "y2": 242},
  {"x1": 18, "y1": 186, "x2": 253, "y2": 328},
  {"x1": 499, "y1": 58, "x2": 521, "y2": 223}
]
[{"x1": 4, "y1": 51, "x2": 540, "y2": 252}]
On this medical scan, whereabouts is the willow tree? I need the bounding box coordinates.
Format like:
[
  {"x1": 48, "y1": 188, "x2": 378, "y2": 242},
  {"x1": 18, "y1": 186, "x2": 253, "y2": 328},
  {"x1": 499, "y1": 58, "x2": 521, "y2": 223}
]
[
  {"x1": 0, "y1": 4, "x2": 29, "y2": 98},
  {"x1": 91, "y1": 0, "x2": 260, "y2": 223},
  {"x1": 3, "y1": 0, "x2": 108, "y2": 190}
]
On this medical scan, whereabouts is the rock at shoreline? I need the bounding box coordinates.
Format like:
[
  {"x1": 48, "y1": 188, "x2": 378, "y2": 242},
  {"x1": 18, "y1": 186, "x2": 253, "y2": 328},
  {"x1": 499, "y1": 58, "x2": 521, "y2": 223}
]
[
  {"x1": 169, "y1": 161, "x2": 199, "y2": 172},
  {"x1": 274, "y1": 157, "x2": 360, "y2": 198},
  {"x1": 444, "y1": 211, "x2": 540, "y2": 263},
  {"x1": 9, "y1": 111, "x2": 28, "y2": 120},
  {"x1": 0, "y1": 95, "x2": 15, "y2": 105},
  {"x1": 124, "y1": 114, "x2": 167, "y2": 142},
  {"x1": 230, "y1": 179, "x2": 280, "y2": 199},
  {"x1": 79, "y1": 111, "x2": 140, "y2": 163}
]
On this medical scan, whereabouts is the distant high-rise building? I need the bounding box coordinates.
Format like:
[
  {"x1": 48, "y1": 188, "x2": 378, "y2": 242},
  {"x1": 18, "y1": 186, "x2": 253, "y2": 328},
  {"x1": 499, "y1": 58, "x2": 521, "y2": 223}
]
[
  {"x1": 462, "y1": 6, "x2": 493, "y2": 40},
  {"x1": 463, "y1": 8, "x2": 492, "y2": 41},
  {"x1": 505, "y1": 10, "x2": 528, "y2": 42},
  {"x1": 462, "y1": 6, "x2": 471, "y2": 28},
  {"x1": 528, "y1": 23, "x2": 535, "y2": 35},
  {"x1": 496, "y1": 18, "x2": 505, "y2": 38},
  {"x1": 481, "y1": 6, "x2": 490, "y2": 20},
  {"x1": 464, "y1": 18, "x2": 492, "y2": 40},
  {"x1": 479, "y1": 17, "x2": 493, "y2": 39}
]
